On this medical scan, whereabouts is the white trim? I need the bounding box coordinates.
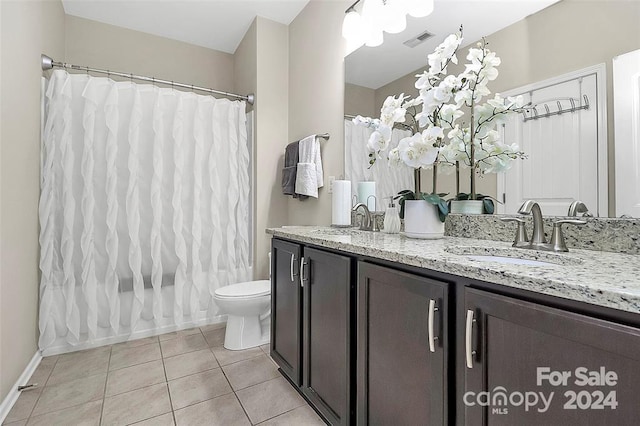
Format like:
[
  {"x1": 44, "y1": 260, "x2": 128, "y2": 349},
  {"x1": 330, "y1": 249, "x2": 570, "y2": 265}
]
[
  {"x1": 497, "y1": 63, "x2": 608, "y2": 216},
  {"x1": 0, "y1": 351, "x2": 42, "y2": 424}
]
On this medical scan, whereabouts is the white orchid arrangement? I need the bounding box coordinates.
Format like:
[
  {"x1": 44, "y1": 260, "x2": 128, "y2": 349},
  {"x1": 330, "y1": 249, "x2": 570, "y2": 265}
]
[{"x1": 354, "y1": 26, "x2": 527, "y2": 218}]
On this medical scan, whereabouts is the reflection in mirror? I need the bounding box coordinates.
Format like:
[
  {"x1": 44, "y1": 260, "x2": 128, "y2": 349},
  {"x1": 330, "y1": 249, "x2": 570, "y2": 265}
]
[
  {"x1": 344, "y1": 117, "x2": 413, "y2": 211},
  {"x1": 344, "y1": 0, "x2": 640, "y2": 217}
]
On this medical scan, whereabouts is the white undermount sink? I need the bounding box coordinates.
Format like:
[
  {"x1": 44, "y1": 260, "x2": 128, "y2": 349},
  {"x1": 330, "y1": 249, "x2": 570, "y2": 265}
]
[
  {"x1": 444, "y1": 246, "x2": 582, "y2": 267},
  {"x1": 465, "y1": 255, "x2": 555, "y2": 267}
]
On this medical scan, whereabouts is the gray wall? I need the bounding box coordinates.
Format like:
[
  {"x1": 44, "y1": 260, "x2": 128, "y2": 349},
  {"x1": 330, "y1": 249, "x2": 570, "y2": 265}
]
[
  {"x1": 287, "y1": 0, "x2": 351, "y2": 226},
  {"x1": 0, "y1": 0, "x2": 66, "y2": 404}
]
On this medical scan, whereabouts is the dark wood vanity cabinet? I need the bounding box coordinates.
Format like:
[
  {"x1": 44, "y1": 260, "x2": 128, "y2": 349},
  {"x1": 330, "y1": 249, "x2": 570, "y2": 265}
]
[
  {"x1": 357, "y1": 262, "x2": 450, "y2": 425},
  {"x1": 271, "y1": 236, "x2": 640, "y2": 426},
  {"x1": 270, "y1": 239, "x2": 353, "y2": 425},
  {"x1": 302, "y1": 247, "x2": 352, "y2": 426},
  {"x1": 270, "y1": 239, "x2": 303, "y2": 385},
  {"x1": 462, "y1": 287, "x2": 640, "y2": 426}
]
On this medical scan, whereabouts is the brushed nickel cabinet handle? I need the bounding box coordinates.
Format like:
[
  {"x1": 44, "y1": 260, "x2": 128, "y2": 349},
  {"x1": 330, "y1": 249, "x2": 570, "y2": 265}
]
[
  {"x1": 428, "y1": 299, "x2": 439, "y2": 353},
  {"x1": 290, "y1": 253, "x2": 297, "y2": 282},
  {"x1": 300, "y1": 257, "x2": 306, "y2": 287},
  {"x1": 465, "y1": 309, "x2": 476, "y2": 369}
]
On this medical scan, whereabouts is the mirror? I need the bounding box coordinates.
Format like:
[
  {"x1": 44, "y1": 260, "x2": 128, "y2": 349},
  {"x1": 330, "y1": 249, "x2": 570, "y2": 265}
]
[{"x1": 344, "y1": 0, "x2": 640, "y2": 217}]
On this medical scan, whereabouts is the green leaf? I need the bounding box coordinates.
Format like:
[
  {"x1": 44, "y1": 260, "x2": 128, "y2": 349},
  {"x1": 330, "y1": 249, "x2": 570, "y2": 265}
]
[
  {"x1": 482, "y1": 198, "x2": 495, "y2": 214},
  {"x1": 421, "y1": 193, "x2": 441, "y2": 205},
  {"x1": 437, "y1": 199, "x2": 449, "y2": 222}
]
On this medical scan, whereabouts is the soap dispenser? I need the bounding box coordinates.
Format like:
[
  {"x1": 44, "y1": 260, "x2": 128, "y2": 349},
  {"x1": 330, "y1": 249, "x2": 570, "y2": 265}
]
[{"x1": 383, "y1": 196, "x2": 401, "y2": 234}]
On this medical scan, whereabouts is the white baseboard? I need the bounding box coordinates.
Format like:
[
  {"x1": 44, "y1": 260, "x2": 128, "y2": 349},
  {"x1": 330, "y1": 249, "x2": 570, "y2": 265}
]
[{"x1": 0, "y1": 351, "x2": 42, "y2": 424}]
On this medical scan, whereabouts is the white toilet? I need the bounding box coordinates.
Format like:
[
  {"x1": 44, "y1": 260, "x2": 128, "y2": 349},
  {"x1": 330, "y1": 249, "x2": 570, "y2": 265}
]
[{"x1": 213, "y1": 279, "x2": 271, "y2": 350}]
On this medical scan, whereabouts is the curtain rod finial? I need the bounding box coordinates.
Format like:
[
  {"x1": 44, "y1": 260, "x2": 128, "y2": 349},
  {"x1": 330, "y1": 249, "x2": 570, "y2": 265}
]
[{"x1": 42, "y1": 54, "x2": 53, "y2": 71}]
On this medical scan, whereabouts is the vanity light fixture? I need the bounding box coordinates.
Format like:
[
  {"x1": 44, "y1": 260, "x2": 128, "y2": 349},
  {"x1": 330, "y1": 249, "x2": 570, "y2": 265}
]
[{"x1": 342, "y1": 0, "x2": 435, "y2": 48}]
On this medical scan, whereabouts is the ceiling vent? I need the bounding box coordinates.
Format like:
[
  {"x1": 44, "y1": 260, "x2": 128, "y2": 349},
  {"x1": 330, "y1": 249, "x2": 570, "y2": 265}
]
[{"x1": 403, "y1": 30, "x2": 435, "y2": 48}]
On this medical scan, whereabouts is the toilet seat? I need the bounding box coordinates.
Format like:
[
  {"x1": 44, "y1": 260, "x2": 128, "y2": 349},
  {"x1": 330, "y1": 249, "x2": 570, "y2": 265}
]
[{"x1": 214, "y1": 280, "x2": 270, "y2": 299}]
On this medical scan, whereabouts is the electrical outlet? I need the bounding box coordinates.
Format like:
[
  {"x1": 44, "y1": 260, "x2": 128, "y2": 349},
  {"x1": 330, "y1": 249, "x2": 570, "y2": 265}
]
[{"x1": 328, "y1": 176, "x2": 336, "y2": 194}]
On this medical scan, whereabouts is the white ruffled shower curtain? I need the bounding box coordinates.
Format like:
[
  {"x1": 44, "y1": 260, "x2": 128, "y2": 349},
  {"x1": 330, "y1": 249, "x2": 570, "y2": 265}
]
[
  {"x1": 344, "y1": 119, "x2": 414, "y2": 206},
  {"x1": 39, "y1": 70, "x2": 251, "y2": 352}
]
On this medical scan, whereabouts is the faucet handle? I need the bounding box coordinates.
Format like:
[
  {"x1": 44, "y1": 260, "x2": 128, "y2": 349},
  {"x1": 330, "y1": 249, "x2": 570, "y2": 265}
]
[
  {"x1": 500, "y1": 217, "x2": 529, "y2": 247},
  {"x1": 549, "y1": 219, "x2": 587, "y2": 252},
  {"x1": 370, "y1": 212, "x2": 383, "y2": 232}
]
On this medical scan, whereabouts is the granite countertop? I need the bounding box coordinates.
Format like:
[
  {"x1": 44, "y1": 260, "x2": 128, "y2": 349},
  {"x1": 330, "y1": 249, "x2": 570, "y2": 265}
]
[{"x1": 266, "y1": 226, "x2": 640, "y2": 315}]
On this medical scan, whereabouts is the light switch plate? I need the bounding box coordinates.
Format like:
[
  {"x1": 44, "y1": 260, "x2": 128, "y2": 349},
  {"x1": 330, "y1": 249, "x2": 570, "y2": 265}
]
[{"x1": 328, "y1": 176, "x2": 336, "y2": 193}]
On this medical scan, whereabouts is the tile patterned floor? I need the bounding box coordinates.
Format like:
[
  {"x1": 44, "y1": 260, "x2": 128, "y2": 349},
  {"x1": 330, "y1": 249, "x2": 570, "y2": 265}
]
[{"x1": 3, "y1": 325, "x2": 325, "y2": 426}]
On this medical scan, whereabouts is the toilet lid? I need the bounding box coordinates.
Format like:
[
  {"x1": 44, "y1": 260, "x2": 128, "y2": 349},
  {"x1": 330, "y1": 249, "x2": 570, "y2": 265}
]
[{"x1": 215, "y1": 280, "x2": 271, "y2": 298}]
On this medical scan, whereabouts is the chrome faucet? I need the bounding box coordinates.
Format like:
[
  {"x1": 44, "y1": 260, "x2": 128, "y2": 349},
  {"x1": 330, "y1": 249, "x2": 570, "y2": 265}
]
[
  {"x1": 518, "y1": 200, "x2": 547, "y2": 247},
  {"x1": 352, "y1": 203, "x2": 372, "y2": 231},
  {"x1": 568, "y1": 200, "x2": 592, "y2": 217}
]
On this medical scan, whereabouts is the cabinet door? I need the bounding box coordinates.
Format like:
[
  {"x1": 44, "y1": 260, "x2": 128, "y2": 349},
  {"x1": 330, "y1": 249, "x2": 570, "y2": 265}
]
[
  {"x1": 357, "y1": 262, "x2": 449, "y2": 426},
  {"x1": 302, "y1": 247, "x2": 352, "y2": 426},
  {"x1": 270, "y1": 239, "x2": 302, "y2": 385},
  {"x1": 464, "y1": 287, "x2": 640, "y2": 426}
]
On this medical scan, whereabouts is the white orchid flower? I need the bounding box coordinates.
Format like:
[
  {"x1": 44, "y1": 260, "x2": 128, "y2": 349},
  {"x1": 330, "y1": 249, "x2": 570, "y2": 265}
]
[
  {"x1": 388, "y1": 147, "x2": 402, "y2": 166},
  {"x1": 507, "y1": 95, "x2": 526, "y2": 108},
  {"x1": 454, "y1": 89, "x2": 473, "y2": 107},
  {"x1": 380, "y1": 94, "x2": 407, "y2": 126},
  {"x1": 367, "y1": 124, "x2": 392, "y2": 153},
  {"x1": 415, "y1": 71, "x2": 436, "y2": 90},
  {"x1": 402, "y1": 97, "x2": 422, "y2": 109},
  {"x1": 428, "y1": 33, "x2": 462, "y2": 74},
  {"x1": 440, "y1": 104, "x2": 464, "y2": 124},
  {"x1": 397, "y1": 132, "x2": 440, "y2": 168}
]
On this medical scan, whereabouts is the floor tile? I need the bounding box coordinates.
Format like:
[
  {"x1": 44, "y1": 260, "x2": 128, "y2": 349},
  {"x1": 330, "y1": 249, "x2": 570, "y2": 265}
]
[
  {"x1": 236, "y1": 377, "x2": 306, "y2": 424},
  {"x1": 259, "y1": 344, "x2": 269, "y2": 354},
  {"x1": 129, "y1": 413, "x2": 175, "y2": 425},
  {"x1": 211, "y1": 346, "x2": 263, "y2": 366},
  {"x1": 109, "y1": 342, "x2": 161, "y2": 371},
  {"x1": 173, "y1": 393, "x2": 250, "y2": 426},
  {"x1": 106, "y1": 360, "x2": 166, "y2": 396},
  {"x1": 28, "y1": 357, "x2": 57, "y2": 387},
  {"x1": 222, "y1": 355, "x2": 280, "y2": 391},
  {"x1": 199, "y1": 323, "x2": 226, "y2": 333},
  {"x1": 101, "y1": 383, "x2": 171, "y2": 426},
  {"x1": 168, "y1": 368, "x2": 232, "y2": 410},
  {"x1": 56, "y1": 346, "x2": 110, "y2": 364},
  {"x1": 32, "y1": 373, "x2": 106, "y2": 416},
  {"x1": 4, "y1": 388, "x2": 42, "y2": 423},
  {"x1": 26, "y1": 400, "x2": 102, "y2": 426},
  {"x1": 158, "y1": 328, "x2": 202, "y2": 342},
  {"x1": 202, "y1": 328, "x2": 225, "y2": 348},
  {"x1": 257, "y1": 405, "x2": 325, "y2": 425},
  {"x1": 47, "y1": 349, "x2": 110, "y2": 385},
  {"x1": 112, "y1": 336, "x2": 159, "y2": 350},
  {"x1": 3, "y1": 420, "x2": 27, "y2": 426},
  {"x1": 163, "y1": 349, "x2": 217, "y2": 381},
  {"x1": 160, "y1": 334, "x2": 208, "y2": 358}
]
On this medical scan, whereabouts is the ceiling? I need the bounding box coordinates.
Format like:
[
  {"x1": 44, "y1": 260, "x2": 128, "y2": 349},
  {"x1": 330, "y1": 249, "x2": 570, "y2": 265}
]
[
  {"x1": 345, "y1": 0, "x2": 560, "y2": 89},
  {"x1": 62, "y1": 0, "x2": 311, "y2": 54}
]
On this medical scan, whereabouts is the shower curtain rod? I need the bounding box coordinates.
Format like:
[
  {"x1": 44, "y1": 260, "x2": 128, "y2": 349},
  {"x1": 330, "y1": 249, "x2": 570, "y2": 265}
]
[{"x1": 41, "y1": 54, "x2": 255, "y2": 105}]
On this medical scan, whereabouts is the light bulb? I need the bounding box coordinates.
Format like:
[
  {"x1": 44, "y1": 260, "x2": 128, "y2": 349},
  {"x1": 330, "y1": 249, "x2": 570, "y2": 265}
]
[
  {"x1": 382, "y1": 0, "x2": 407, "y2": 34},
  {"x1": 407, "y1": 0, "x2": 434, "y2": 18},
  {"x1": 361, "y1": 0, "x2": 385, "y2": 47},
  {"x1": 342, "y1": 10, "x2": 362, "y2": 41},
  {"x1": 365, "y1": 29, "x2": 383, "y2": 47}
]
